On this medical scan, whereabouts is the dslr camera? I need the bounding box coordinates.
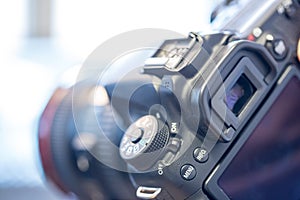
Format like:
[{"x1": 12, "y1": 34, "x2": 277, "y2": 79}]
[{"x1": 38, "y1": 0, "x2": 300, "y2": 199}]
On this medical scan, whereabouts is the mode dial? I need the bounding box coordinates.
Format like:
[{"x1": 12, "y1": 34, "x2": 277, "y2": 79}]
[{"x1": 120, "y1": 115, "x2": 169, "y2": 171}]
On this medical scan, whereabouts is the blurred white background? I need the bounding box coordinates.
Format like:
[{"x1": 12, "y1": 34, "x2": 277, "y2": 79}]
[{"x1": 0, "y1": 0, "x2": 219, "y2": 199}]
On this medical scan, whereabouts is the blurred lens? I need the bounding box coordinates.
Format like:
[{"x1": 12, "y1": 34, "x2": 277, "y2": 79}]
[{"x1": 39, "y1": 84, "x2": 137, "y2": 200}]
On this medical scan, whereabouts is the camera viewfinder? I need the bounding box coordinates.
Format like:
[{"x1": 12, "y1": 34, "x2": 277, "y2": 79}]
[{"x1": 224, "y1": 75, "x2": 255, "y2": 116}]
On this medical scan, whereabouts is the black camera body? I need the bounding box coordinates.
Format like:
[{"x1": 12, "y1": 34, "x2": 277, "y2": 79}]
[
  {"x1": 117, "y1": 1, "x2": 300, "y2": 199},
  {"x1": 39, "y1": 1, "x2": 300, "y2": 199}
]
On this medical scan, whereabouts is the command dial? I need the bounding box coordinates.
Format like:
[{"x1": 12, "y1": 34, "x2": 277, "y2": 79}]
[{"x1": 120, "y1": 115, "x2": 169, "y2": 171}]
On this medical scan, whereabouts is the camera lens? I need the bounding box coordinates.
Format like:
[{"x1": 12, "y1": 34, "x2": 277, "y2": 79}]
[
  {"x1": 224, "y1": 75, "x2": 255, "y2": 116},
  {"x1": 39, "y1": 84, "x2": 137, "y2": 200}
]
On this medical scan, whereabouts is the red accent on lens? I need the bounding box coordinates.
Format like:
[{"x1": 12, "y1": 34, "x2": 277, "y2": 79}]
[{"x1": 38, "y1": 88, "x2": 69, "y2": 193}]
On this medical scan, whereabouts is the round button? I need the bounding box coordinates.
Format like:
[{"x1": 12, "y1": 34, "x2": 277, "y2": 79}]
[
  {"x1": 193, "y1": 148, "x2": 209, "y2": 163},
  {"x1": 265, "y1": 38, "x2": 288, "y2": 60},
  {"x1": 285, "y1": 5, "x2": 296, "y2": 19},
  {"x1": 130, "y1": 128, "x2": 144, "y2": 144},
  {"x1": 180, "y1": 164, "x2": 196, "y2": 181},
  {"x1": 273, "y1": 39, "x2": 287, "y2": 57}
]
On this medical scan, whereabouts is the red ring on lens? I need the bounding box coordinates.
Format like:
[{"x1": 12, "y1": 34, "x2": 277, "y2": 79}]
[{"x1": 38, "y1": 88, "x2": 70, "y2": 193}]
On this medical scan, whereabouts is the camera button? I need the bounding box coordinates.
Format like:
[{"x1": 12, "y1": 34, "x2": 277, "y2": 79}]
[
  {"x1": 265, "y1": 36, "x2": 288, "y2": 60},
  {"x1": 273, "y1": 40, "x2": 287, "y2": 57},
  {"x1": 193, "y1": 147, "x2": 209, "y2": 163},
  {"x1": 180, "y1": 164, "x2": 196, "y2": 181},
  {"x1": 285, "y1": 5, "x2": 296, "y2": 18}
]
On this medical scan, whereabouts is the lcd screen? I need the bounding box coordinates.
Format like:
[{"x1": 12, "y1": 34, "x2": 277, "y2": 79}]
[{"x1": 219, "y1": 77, "x2": 300, "y2": 199}]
